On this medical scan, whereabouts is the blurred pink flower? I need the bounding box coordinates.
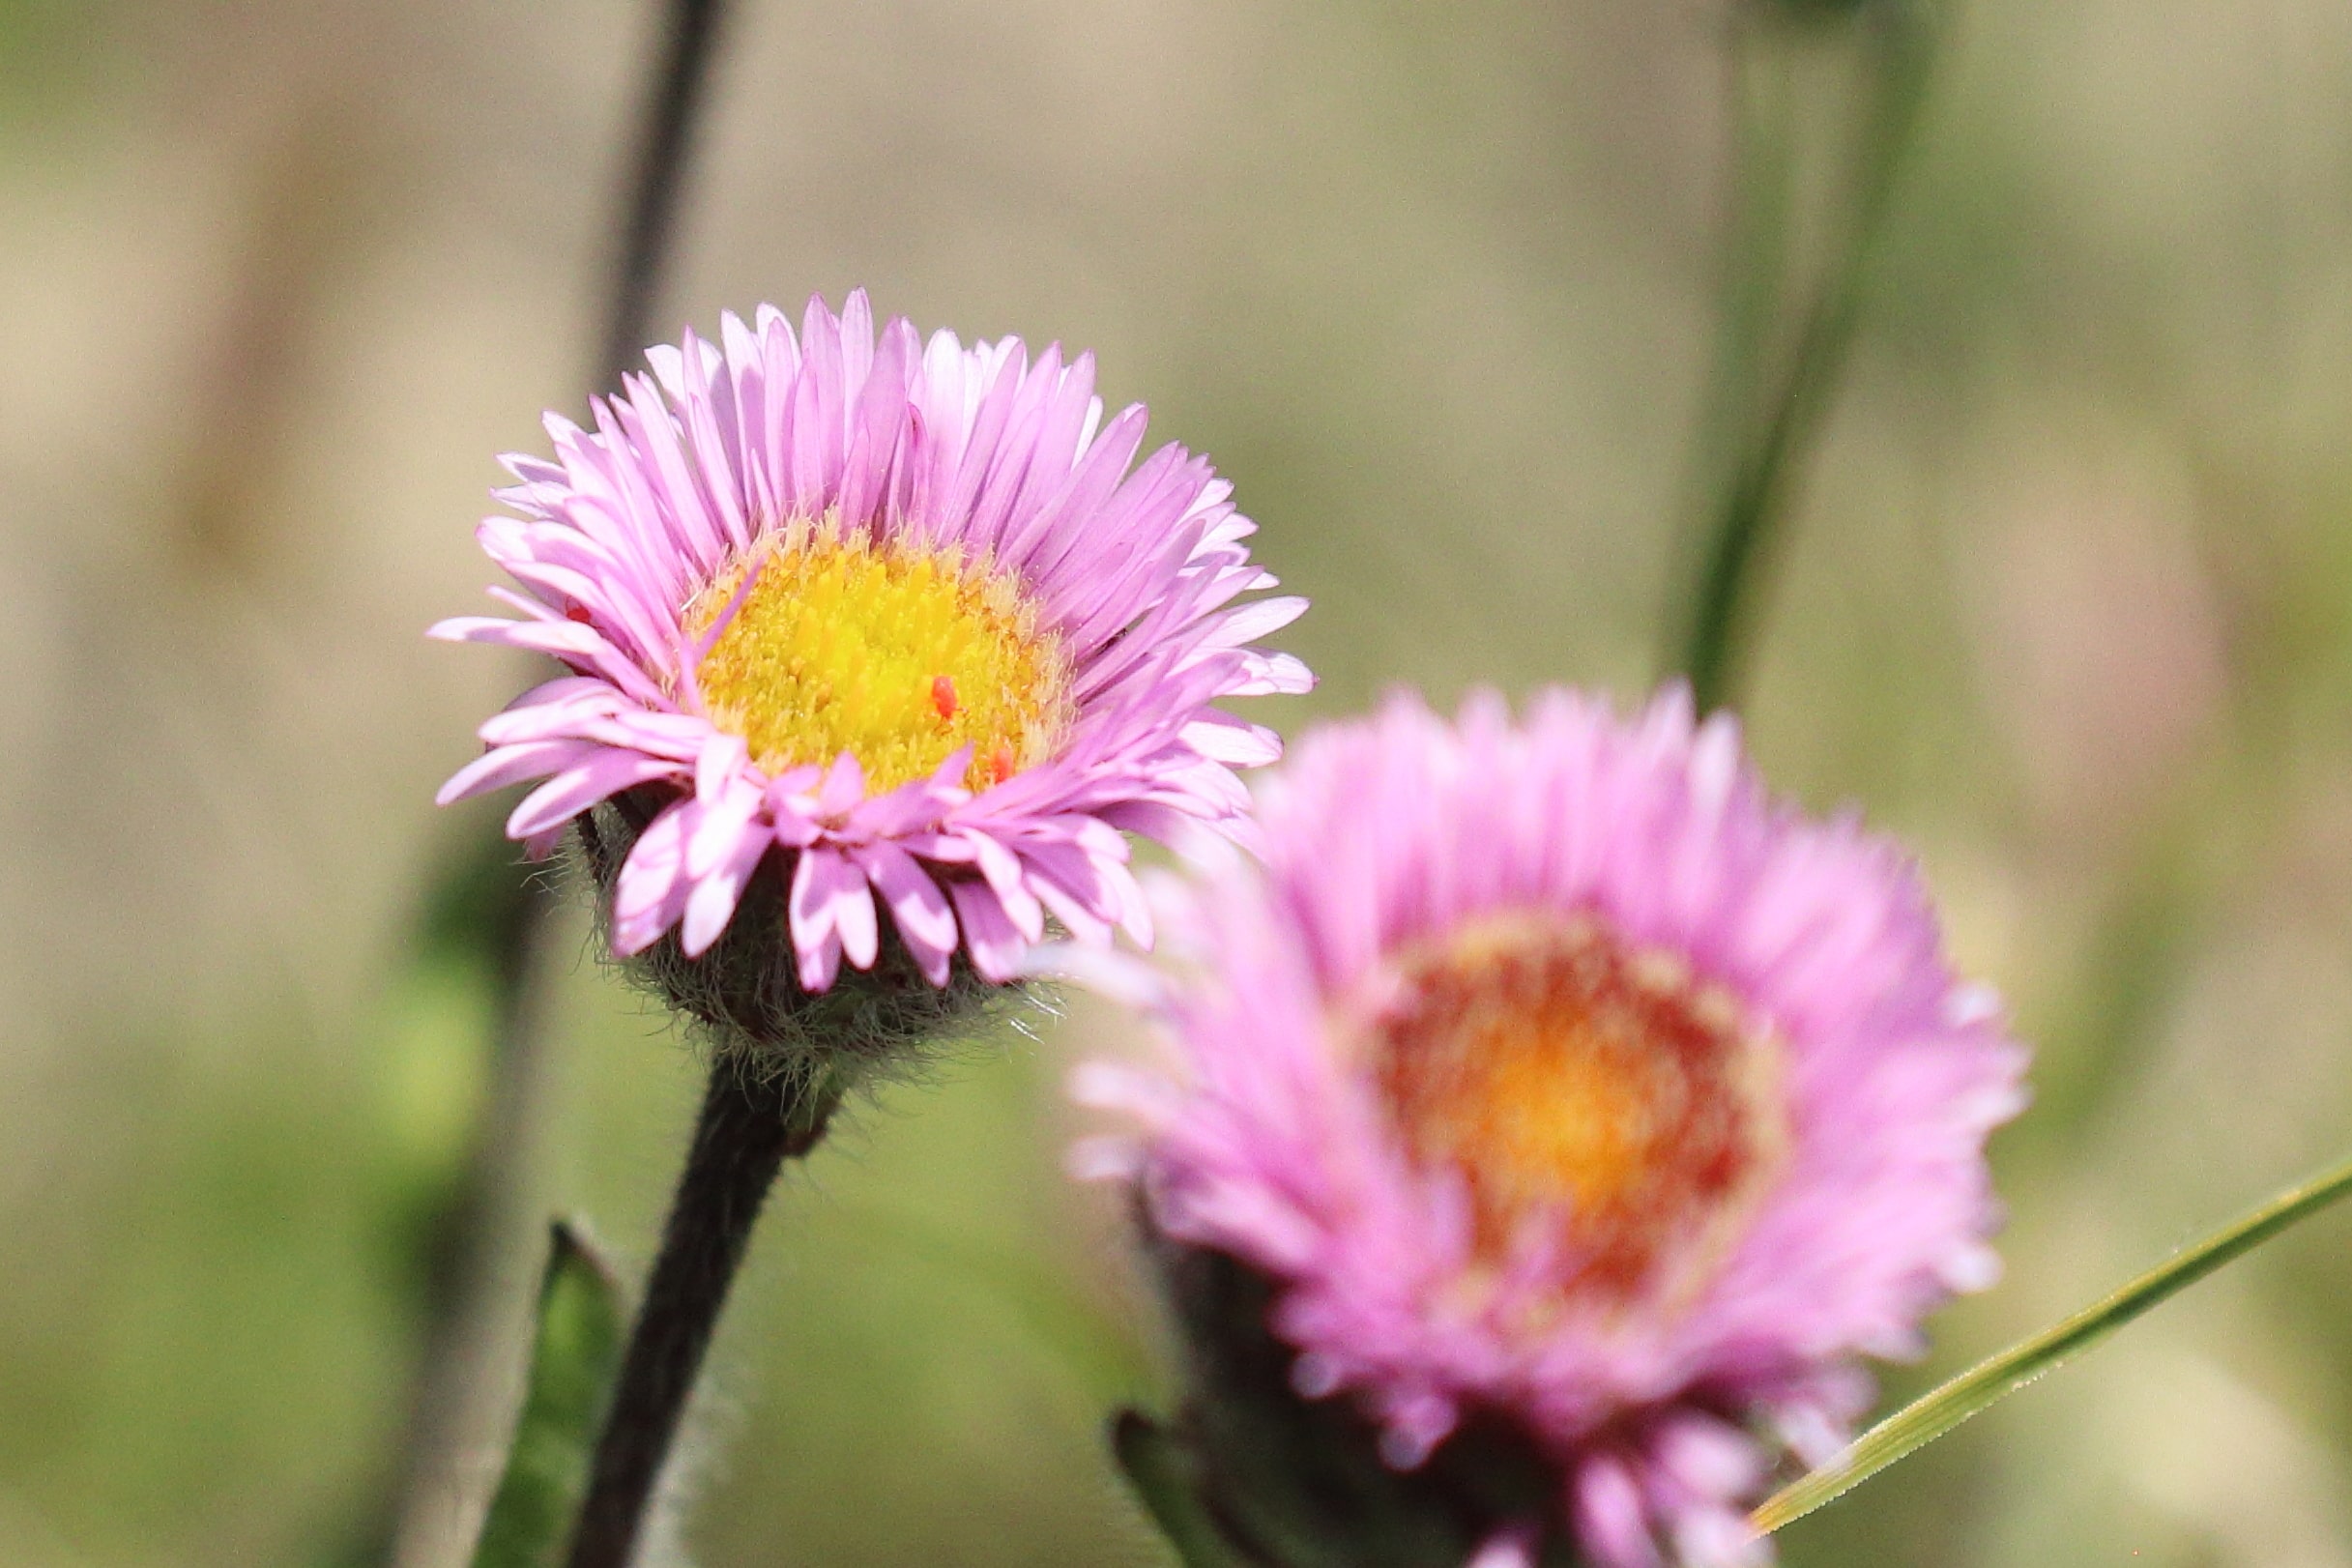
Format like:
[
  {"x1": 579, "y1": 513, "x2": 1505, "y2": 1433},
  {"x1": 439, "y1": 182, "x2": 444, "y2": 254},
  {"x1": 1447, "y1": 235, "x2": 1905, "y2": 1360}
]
[
  {"x1": 433, "y1": 292, "x2": 1308, "y2": 992},
  {"x1": 1071, "y1": 687, "x2": 2026, "y2": 1567}
]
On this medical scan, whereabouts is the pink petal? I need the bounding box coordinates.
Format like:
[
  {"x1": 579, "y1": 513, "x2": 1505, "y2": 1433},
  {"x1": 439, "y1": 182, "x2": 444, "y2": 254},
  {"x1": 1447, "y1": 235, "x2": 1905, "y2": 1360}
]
[
  {"x1": 1575, "y1": 1457, "x2": 1660, "y2": 1568},
  {"x1": 834, "y1": 865, "x2": 881, "y2": 972},
  {"x1": 1229, "y1": 650, "x2": 1315, "y2": 696},
  {"x1": 852, "y1": 841, "x2": 957, "y2": 984},
  {"x1": 1182, "y1": 713, "x2": 1283, "y2": 768},
  {"x1": 612, "y1": 802, "x2": 695, "y2": 954},
  {"x1": 1466, "y1": 1525, "x2": 1541, "y2": 1568},
  {"x1": 789, "y1": 847, "x2": 857, "y2": 991},
  {"x1": 817, "y1": 752, "x2": 866, "y2": 819},
  {"x1": 682, "y1": 826, "x2": 769, "y2": 957},
  {"x1": 948, "y1": 880, "x2": 1026, "y2": 982},
  {"x1": 1198, "y1": 594, "x2": 1308, "y2": 648},
  {"x1": 507, "y1": 752, "x2": 682, "y2": 840},
  {"x1": 436, "y1": 740, "x2": 596, "y2": 805},
  {"x1": 959, "y1": 830, "x2": 1045, "y2": 943}
]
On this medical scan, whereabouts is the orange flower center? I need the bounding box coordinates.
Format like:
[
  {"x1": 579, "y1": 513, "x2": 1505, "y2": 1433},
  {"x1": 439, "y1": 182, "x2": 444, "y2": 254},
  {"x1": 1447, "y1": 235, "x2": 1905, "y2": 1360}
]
[
  {"x1": 1361, "y1": 913, "x2": 1785, "y2": 1299},
  {"x1": 683, "y1": 521, "x2": 1075, "y2": 794}
]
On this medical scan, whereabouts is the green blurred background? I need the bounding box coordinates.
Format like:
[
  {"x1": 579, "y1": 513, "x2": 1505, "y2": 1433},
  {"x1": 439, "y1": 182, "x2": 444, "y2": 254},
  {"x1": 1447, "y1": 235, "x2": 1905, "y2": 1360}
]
[{"x1": 5, "y1": 1, "x2": 2352, "y2": 1564}]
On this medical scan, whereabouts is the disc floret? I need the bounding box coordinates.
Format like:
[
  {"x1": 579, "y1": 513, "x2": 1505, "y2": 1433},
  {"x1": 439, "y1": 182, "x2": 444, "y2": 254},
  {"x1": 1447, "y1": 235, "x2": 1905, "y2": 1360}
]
[
  {"x1": 1361, "y1": 912, "x2": 1786, "y2": 1306},
  {"x1": 686, "y1": 521, "x2": 1073, "y2": 795}
]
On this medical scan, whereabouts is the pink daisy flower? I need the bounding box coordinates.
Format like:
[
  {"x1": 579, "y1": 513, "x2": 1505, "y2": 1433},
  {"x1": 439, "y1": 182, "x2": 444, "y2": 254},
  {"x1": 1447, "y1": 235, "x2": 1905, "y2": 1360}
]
[
  {"x1": 431, "y1": 292, "x2": 1309, "y2": 1001},
  {"x1": 1069, "y1": 688, "x2": 2026, "y2": 1568}
]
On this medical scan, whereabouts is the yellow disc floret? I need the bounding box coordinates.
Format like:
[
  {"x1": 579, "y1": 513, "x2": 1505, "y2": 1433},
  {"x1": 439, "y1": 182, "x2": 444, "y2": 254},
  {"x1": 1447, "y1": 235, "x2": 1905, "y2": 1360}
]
[
  {"x1": 1358, "y1": 913, "x2": 1786, "y2": 1300},
  {"x1": 682, "y1": 520, "x2": 1075, "y2": 794}
]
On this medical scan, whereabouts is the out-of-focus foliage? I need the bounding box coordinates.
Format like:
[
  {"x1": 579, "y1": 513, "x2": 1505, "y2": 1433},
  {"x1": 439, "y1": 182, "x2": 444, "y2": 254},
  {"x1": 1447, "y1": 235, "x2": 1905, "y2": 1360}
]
[{"x1": 2, "y1": 3, "x2": 2351, "y2": 1566}]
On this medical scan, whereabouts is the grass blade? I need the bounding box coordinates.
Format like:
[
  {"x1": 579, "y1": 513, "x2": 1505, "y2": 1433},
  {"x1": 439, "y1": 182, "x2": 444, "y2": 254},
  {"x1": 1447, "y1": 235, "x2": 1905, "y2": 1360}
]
[
  {"x1": 1754, "y1": 1148, "x2": 2352, "y2": 1534},
  {"x1": 471, "y1": 1221, "x2": 626, "y2": 1568}
]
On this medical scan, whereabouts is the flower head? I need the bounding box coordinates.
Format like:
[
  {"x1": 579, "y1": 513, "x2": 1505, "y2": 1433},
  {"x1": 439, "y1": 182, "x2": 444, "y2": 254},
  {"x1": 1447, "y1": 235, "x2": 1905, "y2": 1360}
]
[
  {"x1": 432, "y1": 293, "x2": 1309, "y2": 1034},
  {"x1": 1071, "y1": 688, "x2": 2025, "y2": 1568}
]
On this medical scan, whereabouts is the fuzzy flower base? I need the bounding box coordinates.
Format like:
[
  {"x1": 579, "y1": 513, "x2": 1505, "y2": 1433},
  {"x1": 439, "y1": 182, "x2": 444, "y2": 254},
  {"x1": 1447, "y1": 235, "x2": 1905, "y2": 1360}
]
[
  {"x1": 1072, "y1": 688, "x2": 2027, "y2": 1568},
  {"x1": 575, "y1": 793, "x2": 1014, "y2": 1074}
]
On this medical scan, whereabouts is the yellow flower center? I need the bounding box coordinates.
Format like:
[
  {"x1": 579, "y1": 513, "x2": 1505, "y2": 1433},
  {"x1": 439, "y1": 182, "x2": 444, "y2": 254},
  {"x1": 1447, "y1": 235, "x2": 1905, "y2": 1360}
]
[
  {"x1": 1358, "y1": 913, "x2": 1785, "y2": 1300},
  {"x1": 682, "y1": 521, "x2": 1075, "y2": 794}
]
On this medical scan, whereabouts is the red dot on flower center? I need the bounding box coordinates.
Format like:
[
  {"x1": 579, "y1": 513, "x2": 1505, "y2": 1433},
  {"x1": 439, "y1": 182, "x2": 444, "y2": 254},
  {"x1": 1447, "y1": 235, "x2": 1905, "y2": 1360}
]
[
  {"x1": 932, "y1": 675, "x2": 959, "y2": 722},
  {"x1": 1361, "y1": 914, "x2": 1785, "y2": 1300}
]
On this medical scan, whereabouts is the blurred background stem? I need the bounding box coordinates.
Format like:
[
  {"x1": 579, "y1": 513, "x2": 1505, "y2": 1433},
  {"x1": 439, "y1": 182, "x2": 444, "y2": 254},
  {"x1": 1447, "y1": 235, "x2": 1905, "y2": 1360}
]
[
  {"x1": 599, "y1": 0, "x2": 734, "y2": 398},
  {"x1": 1668, "y1": 0, "x2": 1940, "y2": 713},
  {"x1": 370, "y1": 1, "x2": 736, "y2": 1561}
]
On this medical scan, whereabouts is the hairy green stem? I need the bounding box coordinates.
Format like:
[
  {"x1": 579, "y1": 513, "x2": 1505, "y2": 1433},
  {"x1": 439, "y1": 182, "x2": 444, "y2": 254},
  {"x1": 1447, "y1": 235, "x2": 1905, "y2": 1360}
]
[{"x1": 564, "y1": 1065, "x2": 837, "y2": 1568}]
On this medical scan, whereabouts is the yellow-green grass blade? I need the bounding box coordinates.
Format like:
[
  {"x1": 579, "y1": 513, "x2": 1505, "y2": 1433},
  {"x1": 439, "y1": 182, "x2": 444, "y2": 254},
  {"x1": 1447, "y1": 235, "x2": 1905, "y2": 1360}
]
[{"x1": 1755, "y1": 1147, "x2": 2352, "y2": 1535}]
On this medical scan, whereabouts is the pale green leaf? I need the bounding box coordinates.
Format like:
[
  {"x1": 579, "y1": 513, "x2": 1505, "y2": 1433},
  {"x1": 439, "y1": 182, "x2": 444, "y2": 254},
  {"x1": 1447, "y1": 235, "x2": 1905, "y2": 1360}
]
[{"x1": 470, "y1": 1220, "x2": 625, "y2": 1568}]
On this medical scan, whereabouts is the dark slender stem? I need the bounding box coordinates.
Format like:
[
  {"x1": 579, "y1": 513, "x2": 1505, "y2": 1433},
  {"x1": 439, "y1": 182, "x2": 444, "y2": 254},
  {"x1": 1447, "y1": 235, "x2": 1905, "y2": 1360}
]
[
  {"x1": 600, "y1": 0, "x2": 733, "y2": 390},
  {"x1": 565, "y1": 1065, "x2": 838, "y2": 1568},
  {"x1": 1670, "y1": 1, "x2": 1939, "y2": 713},
  {"x1": 377, "y1": 6, "x2": 740, "y2": 1558}
]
